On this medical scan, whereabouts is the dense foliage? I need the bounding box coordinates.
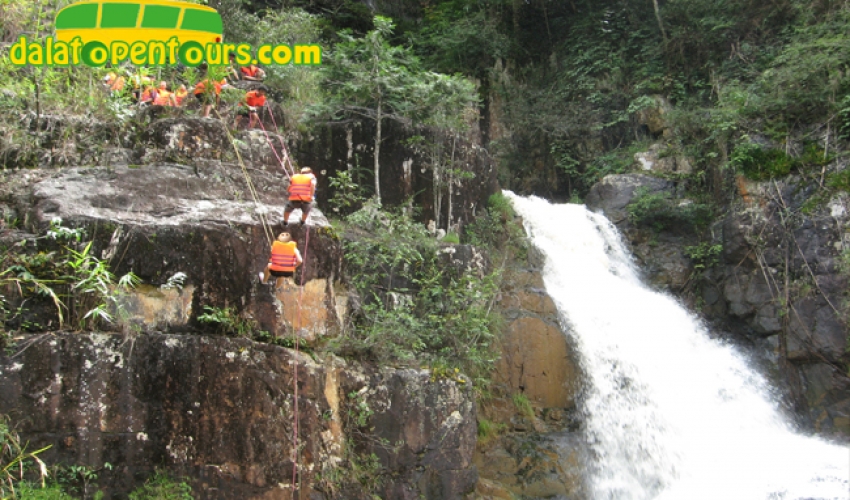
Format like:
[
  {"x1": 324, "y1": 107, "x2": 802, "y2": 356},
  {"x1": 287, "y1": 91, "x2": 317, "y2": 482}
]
[{"x1": 333, "y1": 201, "x2": 500, "y2": 388}]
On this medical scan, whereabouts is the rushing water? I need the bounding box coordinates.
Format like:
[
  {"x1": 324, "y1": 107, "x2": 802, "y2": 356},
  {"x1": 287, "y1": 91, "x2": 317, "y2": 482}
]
[{"x1": 505, "y1": 192, "x2": 850, "y2": 500}]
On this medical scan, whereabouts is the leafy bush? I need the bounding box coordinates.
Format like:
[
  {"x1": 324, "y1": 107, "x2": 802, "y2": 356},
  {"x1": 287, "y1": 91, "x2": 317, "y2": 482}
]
[
  {"x1": 464, "y1": 193, "x2": 525, "y2": 253},
  {"x1": 730, "y1": 142, "x2": 795, "y2": 180},
  {"x1": 335, "y1": 206, "x2": 499, "y2": 386},
  {"x1": 440, "y1": 232, "x2": 460, "y2": 244},
  {"x1": 1, "y1": 219, "x2": 139, "y2": 331},
  {"x1": 684, "y1": 242, "x2": 723, "y2": 271},
  {"x1": 628, "y1": 189, "x2": 714, "y2": 233},
  {"x1": 476, "y1": 418, "x2": 507, "y2": 447},
  {"x1": 730, "y1": 141, "x2": 833, "y2": 181},
  {"x1": 328, "y1": 169, "x2": 365, "y2": 216},
  {"x1": 0, "y1": 416, "x2": 52, "y2": 499},
  {"x1": 827, "y1": 168, "x2": 850, "y2": 192},
  {"x1": 54, "y1": 463, "x2": 111, "y2": 499},
  {"x1": 128, "y1": 471, "x2": 192, "y2": 500},
  {"x1": 197, "y1": 306, "x2": 255, "y2": 337},
  {"x1": 9, "y1": 483, "x2": 72, "y2": 500},
  {"x1": 512, "y1": 393, "x2": 534, "y2": 419}
]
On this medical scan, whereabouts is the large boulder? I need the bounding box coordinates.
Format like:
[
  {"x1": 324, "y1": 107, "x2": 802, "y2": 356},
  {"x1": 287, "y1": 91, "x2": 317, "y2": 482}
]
[
  {"x1": 635, "y1": 95, "x2": 672, "y2": 137},
  {"x1": 585, "y1": 173, "x2": 673, "y2": 224},
  {"x1": 7, "y1": 164, "x2": 344, "y2": 344},
  {"x1": 634, "y1": 143, "x2": 693, "y2": 174}
]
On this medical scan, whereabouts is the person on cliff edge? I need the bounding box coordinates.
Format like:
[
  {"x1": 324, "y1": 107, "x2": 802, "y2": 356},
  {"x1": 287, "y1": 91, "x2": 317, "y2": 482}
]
[
  {"x1": 260, "y1": 232, "x2": 302, "y2": 289},
  {"x1": 283, "y1": 167, "x2": 317, "y2": 227}
]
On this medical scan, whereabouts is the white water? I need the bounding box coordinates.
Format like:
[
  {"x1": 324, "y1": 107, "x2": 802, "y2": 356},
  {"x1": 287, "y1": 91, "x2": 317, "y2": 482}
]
[{"x1": 506, "y1": 192, "x2": 850, "y2": 500}]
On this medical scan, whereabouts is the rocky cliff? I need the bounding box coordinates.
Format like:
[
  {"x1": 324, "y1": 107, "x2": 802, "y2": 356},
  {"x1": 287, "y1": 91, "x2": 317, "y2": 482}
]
[
  {"x1": 0, "y1": 114, "x2": 493, "y2": 498},
  {"x1": 0, "y1": 332, "x2": 476, "y2": 499},
  {"x1": 586, "y1": 171, "x2": 850, "y2": 438},
  {"x1": 473, "y1": 238, "x2": 587, "y2": 500}
]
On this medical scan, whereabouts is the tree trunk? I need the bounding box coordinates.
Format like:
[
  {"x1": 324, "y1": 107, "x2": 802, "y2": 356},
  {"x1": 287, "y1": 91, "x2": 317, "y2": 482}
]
[
  {"x1": 652, "y1": 0, "x2": 667, "y2": 43},
  {"x1": 433, "y1": 140, "x2": 443, "y2": 229},
  {"x1": 446, "y1": 136, "x2": 457, "y2": 232},
  {"x1": 345, "y1": 125, "x2": 353, "y2": 173},
  {"x1": 374, "y1": 96, "x2": 382, "y2": 205}
]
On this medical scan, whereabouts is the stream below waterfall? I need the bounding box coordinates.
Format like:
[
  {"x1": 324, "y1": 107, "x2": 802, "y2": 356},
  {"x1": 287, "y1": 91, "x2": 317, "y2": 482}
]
[{"x1": 506, "y1": 192, "x2": 849, "y2": 500}]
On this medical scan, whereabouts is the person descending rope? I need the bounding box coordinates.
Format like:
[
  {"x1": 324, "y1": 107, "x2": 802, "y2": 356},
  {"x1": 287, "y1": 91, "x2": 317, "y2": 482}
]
[
  {"x1": 193, "y1": 78, "x2": 225, "y2": 117},
  {"x1": 284, "y1": 167, "x2": 317, "y2": 227},
  {"x1": 260, "y1": 232, "x2": 303, "y2": 289}
]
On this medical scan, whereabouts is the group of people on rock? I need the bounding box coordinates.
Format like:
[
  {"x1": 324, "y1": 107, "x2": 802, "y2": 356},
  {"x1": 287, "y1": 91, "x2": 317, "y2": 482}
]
[
  {"x1": 102, "y1": 61, "x2": 270, "y2": 129},
  {"x1": 108, "y1": 62, "x2": 305, "y2": 289},
  {"x1": 260, "y1": 167, "x2": 318, "y2": 289}
]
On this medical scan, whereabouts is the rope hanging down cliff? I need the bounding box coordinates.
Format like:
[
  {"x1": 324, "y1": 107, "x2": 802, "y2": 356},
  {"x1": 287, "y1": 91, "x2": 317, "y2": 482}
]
[
  {"x1": 216, "y1": 110, "x2": 311, "y2": 496},
  {"x1": 215, "y1": 109, "x2": 275, "y2": 246},
  {"x1": 291, "y1": 224, "x2": 310, "y2": 496}
]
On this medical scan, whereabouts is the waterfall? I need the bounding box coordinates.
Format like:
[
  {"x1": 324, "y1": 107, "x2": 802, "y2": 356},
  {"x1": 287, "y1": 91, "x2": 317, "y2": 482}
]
[{"x1": 505, "y1": 192, "x2": 849, "y2": 500}]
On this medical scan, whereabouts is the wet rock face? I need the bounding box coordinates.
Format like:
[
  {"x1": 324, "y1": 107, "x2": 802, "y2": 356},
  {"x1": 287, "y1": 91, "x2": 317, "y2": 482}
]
[
  {"x1": 478, "y1": 237, "x2": 587, "y2": 498},
  {"x1": 351, "y1": 368, "x2": 478, "y2": 500},
  {"x1": 0, "y1": 333, "x2": 326, "y2": 498},
  {"x1": 0, "y1": 333, "x2": 478, "y2": 499}
]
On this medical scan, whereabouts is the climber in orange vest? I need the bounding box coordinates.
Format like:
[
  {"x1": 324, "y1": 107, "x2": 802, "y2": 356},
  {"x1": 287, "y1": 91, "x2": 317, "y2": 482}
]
[
  {"x1": 153, "y1": 81, "x2": 176, "y2": 106},
  {"x1": 239, "y1": 64, "x2": 266, "y2": 82},
  {"x1": 174, "y1": 84, "x2": 188, "y2": 106},
  {"x1": 234, "y1": 87, "x2": 267, "y2": 129},
  {"x1": 260, "y1": 232, "x2": 303, "y2": 289},
  {"x1": 139, "y1": 84, "x2": 158, "y2": 106},
  {"x1": 103, "y1": 71, "x2": 125, "y2": 93},
  {"x1": 283, "y1": 167, "x2": 317, "y2": 227},
  {"x1": 193, "y1": 78, "x2": 224, "y2": 117},
  {"x1": 130, "y1": 73, "x2": 153, "y2": 102}
]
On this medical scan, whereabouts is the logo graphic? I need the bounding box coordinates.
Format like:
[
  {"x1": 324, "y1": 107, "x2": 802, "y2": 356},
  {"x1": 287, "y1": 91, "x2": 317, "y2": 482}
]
[
  {"x1": 9, "y1": 0, "x2": 321, "y2": 67},
  {"x1": 55, "y1": 0, "x2": 222, "y2": 47}
]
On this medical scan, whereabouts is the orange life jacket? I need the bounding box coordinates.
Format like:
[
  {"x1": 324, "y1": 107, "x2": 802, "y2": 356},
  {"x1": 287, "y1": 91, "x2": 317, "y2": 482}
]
[
  {"x1": 245, "y1": 90, "x2": 265, "y2": 107},
  {"x1": 241, "y1": 65, "x2": 261, "y2": 78},
  {"x1": 270, "y1": 241, "x2": 298, "y2": 272},
  {"x1": 140, "y1": 87, "x2": 156, "y2": 102},
  {"x1": 111, "y1": 76, "x2": 125, "y2": 92},
  {"x1": 175, "y1": 89, "x2": 188, "y2": 105},
  {"x1": 194, "y1": 79, "x2": 222, "y2": 96},
  {"x1": 288, "y1": 174, "x2": 314, "y2": 202},
  {"x1": 154, "y1": 89, "x2": 172, "y2": 106}
]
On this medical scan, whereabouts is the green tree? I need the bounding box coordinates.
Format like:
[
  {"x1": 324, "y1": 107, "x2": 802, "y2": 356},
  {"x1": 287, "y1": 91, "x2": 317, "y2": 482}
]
[
  {"x1": 322, "y1": 16, "x2": 476, "y2": 205},
  {"x1": 322, "y1": 16, "x2": 418, "y2": 204}
]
